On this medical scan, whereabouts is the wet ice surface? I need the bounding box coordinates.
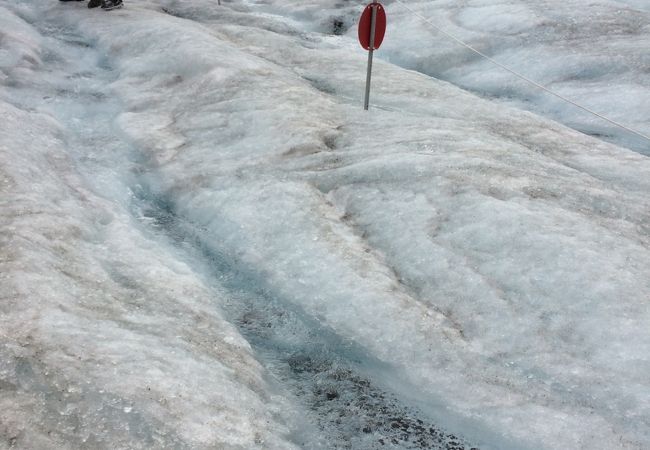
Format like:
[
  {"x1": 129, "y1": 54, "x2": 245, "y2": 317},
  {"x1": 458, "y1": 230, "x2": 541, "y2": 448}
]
[{"x1": 1, "y1": 0, "x2": 650, "y2": 449}]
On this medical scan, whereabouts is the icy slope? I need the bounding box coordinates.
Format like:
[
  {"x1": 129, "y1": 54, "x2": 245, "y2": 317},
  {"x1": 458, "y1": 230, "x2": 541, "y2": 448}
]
[
  {"x1": 1, "y1": 0, "x2": 650, "y2": 449},
  {"x1": 250, "y1": 0, "x2": 650, "y2": 154}
]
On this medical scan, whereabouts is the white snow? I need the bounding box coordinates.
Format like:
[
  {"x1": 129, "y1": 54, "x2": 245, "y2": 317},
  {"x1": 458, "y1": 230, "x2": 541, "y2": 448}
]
[{"x1": 1, "y1": 0, "x2": 649, "y2": 449}]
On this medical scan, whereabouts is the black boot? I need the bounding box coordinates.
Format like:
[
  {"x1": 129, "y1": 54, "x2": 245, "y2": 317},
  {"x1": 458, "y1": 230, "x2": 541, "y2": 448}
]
[
  {"x1": 88, "y1": 0, "x2": 101, "y2": 8},
  {"x1": 101, "y1": 0, "x2": 123, "y2": 10}
]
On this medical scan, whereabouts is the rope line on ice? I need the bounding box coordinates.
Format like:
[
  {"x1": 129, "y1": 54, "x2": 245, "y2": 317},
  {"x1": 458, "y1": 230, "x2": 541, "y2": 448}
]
[{"x1": 393, "y1": 0, "x2": 650, "y2": 146}]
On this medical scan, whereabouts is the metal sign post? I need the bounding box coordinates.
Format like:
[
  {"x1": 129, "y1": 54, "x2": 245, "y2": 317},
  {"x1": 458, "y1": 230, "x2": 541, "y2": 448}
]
[
  {"x1": 358, "y1": 2, "x2": 387, "y2": 110},
  {"x1": 364, "y1": 1, "x2": 378, "y2": 110}
]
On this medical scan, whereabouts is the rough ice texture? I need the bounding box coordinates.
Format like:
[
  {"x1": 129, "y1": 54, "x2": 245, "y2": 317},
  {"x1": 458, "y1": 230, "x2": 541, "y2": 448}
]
[{"x1": 1, "y1": 0, "x2": 649, "y2": 449}]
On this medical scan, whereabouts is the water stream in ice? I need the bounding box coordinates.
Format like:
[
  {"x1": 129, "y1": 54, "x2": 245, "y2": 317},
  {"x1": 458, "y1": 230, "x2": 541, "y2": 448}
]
[{"x1": 131, "y1": 186, "x2": 477, "y2": 450}]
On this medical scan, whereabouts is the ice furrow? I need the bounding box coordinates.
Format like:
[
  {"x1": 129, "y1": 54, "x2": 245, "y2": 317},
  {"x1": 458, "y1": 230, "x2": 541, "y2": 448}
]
[
  {"x1": 130, "y1": 187, "x2": 477, "y2": 450},
  {"x1": 1, "y1": 7, "x2": 294, "y2": 448}
]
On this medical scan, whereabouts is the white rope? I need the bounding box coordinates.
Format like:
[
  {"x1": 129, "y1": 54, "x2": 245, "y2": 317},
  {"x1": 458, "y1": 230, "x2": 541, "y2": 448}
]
[{"x1": 392, "y1": 0, "x2": 650, "y2": 145}]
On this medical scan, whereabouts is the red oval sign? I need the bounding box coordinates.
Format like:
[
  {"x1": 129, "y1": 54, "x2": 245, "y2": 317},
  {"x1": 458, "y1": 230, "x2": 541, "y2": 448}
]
[{"x1": 358, "y1": 3, "x2": 386, "y2": 51}]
